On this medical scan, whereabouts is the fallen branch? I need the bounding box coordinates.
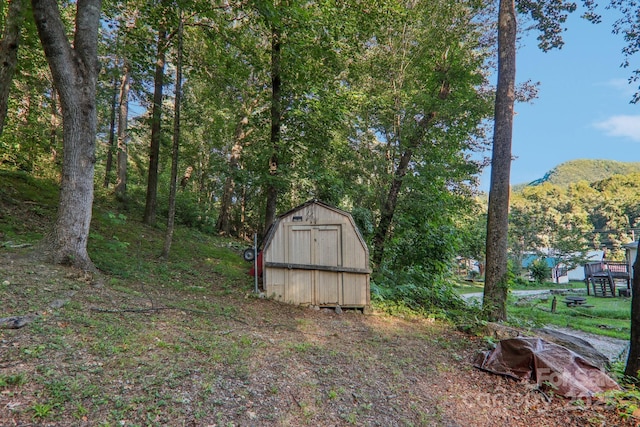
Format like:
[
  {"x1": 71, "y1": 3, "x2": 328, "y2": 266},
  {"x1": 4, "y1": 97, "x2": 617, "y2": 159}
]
[{"x1": 1, "y1": 241, "x2": 33, "y2": 248}]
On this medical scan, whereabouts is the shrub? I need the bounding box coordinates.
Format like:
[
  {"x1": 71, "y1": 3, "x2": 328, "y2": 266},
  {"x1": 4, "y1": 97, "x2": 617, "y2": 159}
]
[
  {"x1": 529, "y1": 258, "x2": 550, "y2": 283},
  {"x1": 371, "y1": 266, "x2": 466, "y2": 316}
]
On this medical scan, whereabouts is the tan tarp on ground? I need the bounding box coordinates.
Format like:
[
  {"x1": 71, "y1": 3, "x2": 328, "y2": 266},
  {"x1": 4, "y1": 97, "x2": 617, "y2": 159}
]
[{"x1": 474, "y1": 337, "x2": 620, "y2": 398}]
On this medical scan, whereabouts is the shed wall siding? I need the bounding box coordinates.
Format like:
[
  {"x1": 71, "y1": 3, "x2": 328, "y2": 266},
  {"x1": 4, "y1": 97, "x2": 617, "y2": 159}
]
[
  {"x1": 263, "y1": 202, "x2": 370, "y2": 307},
  {"x1": 342, "y1": 273, "x2": 369, "y2": 306}
]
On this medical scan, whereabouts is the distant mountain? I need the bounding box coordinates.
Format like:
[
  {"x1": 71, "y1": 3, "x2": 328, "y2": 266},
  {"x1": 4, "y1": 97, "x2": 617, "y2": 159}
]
[{"x1": 513, "y1": 159, "x2": 640, "y2": 191}]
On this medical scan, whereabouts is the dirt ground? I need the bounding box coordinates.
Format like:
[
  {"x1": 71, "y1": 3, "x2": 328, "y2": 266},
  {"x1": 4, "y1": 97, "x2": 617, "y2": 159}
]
[{"x1": 0, "y1": 249, "x2": 638, "y2": 427}]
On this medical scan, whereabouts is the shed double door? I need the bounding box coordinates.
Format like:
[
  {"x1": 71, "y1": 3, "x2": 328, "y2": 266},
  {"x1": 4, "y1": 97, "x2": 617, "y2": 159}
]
[{"x1": 286, "y1": 224, "x2": 341, "y2": 306}]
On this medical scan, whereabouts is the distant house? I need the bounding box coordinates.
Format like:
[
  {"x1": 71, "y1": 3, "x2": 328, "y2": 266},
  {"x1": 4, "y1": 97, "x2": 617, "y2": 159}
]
[
  {"x1": 521, "y1": 250, "x2": 604, "y2": 284},
  {"x1": 624, "y1": 241, "x2": 638, "y2": 278},
  {"x1": 522, "y1": 255, "x2": 569, "y2": 284},
  {"x1": 567, "y1": 250, "x2": 605, "y2": 281}
]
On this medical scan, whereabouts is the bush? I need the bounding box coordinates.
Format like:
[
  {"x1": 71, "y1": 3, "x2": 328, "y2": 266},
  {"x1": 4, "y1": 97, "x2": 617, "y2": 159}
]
[
  {"x1": 371, "y1": 266, "x2": 465, "y2": 316},
  {"x1": 529, "y1": 258, "x2": 550, "y2": 283}
]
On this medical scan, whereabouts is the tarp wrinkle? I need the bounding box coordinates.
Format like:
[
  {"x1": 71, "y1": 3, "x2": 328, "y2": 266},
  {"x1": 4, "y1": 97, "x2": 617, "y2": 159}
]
[{"x1": 474, "y1": 337, "x2": 620, "y2": 398}]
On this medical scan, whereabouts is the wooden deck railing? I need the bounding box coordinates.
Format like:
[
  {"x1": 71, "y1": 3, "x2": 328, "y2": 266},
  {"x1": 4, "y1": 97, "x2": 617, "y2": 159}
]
[{"x1": 584, "y1": 261, "x2": 630, "y2": 297}]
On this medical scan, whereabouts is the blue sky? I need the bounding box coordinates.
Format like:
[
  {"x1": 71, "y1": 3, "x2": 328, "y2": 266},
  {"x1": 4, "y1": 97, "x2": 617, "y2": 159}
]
[{"x1": 478, "y1": 7, "x2": 640, "y2": 192}]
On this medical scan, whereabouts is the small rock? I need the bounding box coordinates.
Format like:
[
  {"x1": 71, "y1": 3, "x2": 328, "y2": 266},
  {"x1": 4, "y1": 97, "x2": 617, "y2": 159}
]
[
  {"x1": 49, "y1": 299, "x2": 69, "y2": 309},
  {"x1": 335, "y1": 305, "x2": 343, "y2": 314},
  {"x1": 1, "y1": 280, "x2": 9, "y2": 286}
]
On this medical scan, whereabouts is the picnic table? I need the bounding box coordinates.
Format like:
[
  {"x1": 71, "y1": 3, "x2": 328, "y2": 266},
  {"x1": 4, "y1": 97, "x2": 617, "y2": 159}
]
[{"x1": 562, "y1": 296, "x2": 589, "y2": 307}]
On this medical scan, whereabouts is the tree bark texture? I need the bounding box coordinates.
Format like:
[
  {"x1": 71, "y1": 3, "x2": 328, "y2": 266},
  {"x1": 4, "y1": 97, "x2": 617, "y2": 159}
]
[
  {"x1": 103, "y1": 76, "x2": 118, "y2": 188},
  {"x1": 115, "y1": 66, "x2": 130, "y2": 200},
  {"x1": 483, "y1": 0, "x2": 516, "y2": 322},
  {"x1": 162, "y1": 14, "x2": 183, "y2": 259},
  {"x1": 264, "y1": 25, "x2": 281, "y2": 235},
  {"x1": 625, "y1": 241, "x2": 640, "y2": 378},
  {"x1": 372, "y1": 147, "x2": 414, "y2": 269},
  {"x1": 0, "y1": 0, "x2": 26, "y2": 136},
  {"x1": 32, "y1": 0, "x2": 102, "y2": 271},
  {"x1": 143, "y1": 27, "x2": 166, "y2": 225}
]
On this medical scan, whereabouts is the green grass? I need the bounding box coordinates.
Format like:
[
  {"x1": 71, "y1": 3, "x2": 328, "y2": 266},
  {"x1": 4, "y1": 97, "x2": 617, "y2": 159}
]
[
  {"x1": 452, "y1": 280, "x2": 485, "y2": 294},
  {"x1": 454, "y1": 276, "x2": 631, "y2": 340},
  {"x1": 508, "y1": 293, "x2": 631, "y2": 340}
]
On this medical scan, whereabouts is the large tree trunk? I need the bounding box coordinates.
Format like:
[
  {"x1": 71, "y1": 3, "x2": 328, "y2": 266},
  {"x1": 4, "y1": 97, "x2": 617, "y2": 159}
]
[
  {"x1": 143, "y1": 27, "x2": 167, "y2": 225},
  {"x1": 32, "y1": 0, "x2": 102, "y2": 271},
  {"x1": 115, "y1": 66, "x2": 130, "y2": 200},
  {"x1": 625, "y1": 241, "x2": 640, "y2": 377},
  {"x1": 161, "y1": 13, "x2": 183, "y2": 260},
  {"x1": 483, "y1": 0, "x2": 516, "y2": 322},
  {"x1": 264, "y1": 25, "x2": 281, "y2": 234},
  {"x1": 0, "y1": 0, "x2": 26, "y2": 136}
]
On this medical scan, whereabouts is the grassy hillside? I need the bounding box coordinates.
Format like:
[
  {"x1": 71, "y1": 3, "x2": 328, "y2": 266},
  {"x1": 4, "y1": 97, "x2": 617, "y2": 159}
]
[
  {"x1": 0, "y1": 170, "x2": 635, "y2": 426},
  {"x1": 513, "y1": 159, "x2": 640, "y2": 191}
]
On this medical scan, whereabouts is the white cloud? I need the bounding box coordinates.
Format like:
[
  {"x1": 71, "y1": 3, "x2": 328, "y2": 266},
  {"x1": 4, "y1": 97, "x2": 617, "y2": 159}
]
[
  {"x1": 606, "y1": 78, "x2": 630, "y2": 89},
  {"x1": 605, "y1": 78, "x2": 637, "y2": 98},
  {"x1": 594, "y1": 115, "x2": 640, "y2": 142}
]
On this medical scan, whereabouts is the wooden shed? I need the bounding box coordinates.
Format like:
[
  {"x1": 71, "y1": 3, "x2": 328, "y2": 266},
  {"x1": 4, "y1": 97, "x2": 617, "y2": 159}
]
[{"x1": 261, "y1": 200, "x2": 370, "y2": 308}]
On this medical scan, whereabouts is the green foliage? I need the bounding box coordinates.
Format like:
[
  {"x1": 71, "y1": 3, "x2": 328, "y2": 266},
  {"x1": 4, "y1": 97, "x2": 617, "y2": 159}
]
[
  {"x1": 601, "y1": 387, "x2": 640, "y2": 420},
  {"x1": 371, "y1": 266, "x2": 465, "y2": 316},
  {"x1": 509, "y1": 181, "x2": 594, "y2": 277},
  {"x1": 105, "y1": 212, "x2": 127, "y2": 225},
  {"x1": 0, "y1": 373, "x2": 27, "y2": 387},
  {"x1": 31, "y1": 402, "x2": 55, "y2": 419},
  {"x1": 528, "y1": 258, "x2": 550, "y2": 283},
  {"x1": 515, "y1": 159, "x2": 640, "y2": 190},
  {"x1": 350, "y1": 207, "x2": 375, "y2": 243},
  {"x1": 172, "y1": 191, "x2": 216, "y2": 233}
]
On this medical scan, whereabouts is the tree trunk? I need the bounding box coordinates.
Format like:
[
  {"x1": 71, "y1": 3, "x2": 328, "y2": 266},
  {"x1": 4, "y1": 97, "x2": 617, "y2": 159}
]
[
  {"x1": 483, "y1": 0, "x2": 517, "y2": 322},
  {"x1": 0, "y1": 0, "x2": 26, "y2": 136},
  {"x1": 161, "y1": 13, "x2": 183, "y2": 260},
  {"x1": 32, "y1": 0, "x2": 102, "y2": 271},
  {"x1": 103, "y1": 76, "x2": 118, "y2": 188},
  {"x1": 372, "y1": 147, "x2": 413, "y2": 269},
  {"x1": 216, "y1": 103, "x2": 255, "y2": 235},
  {"x1": 143, "y1": 26, "x2": 167, "y2": 225},
  {"x1": 48, "y1": 83, "x2": 60, "y2": 167},
  {"x1": 372, "y1": 111, "x2": 438, "y2": 270},
  {"x1": 625, "y1": 241, "x2": 640, "y2": 377},
  {"x1": 115, "y1": 66, "x2": 130, "y2": 200},
  {"x1": 264, "y1": 25, "x2": 281, "y2": 234}
]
